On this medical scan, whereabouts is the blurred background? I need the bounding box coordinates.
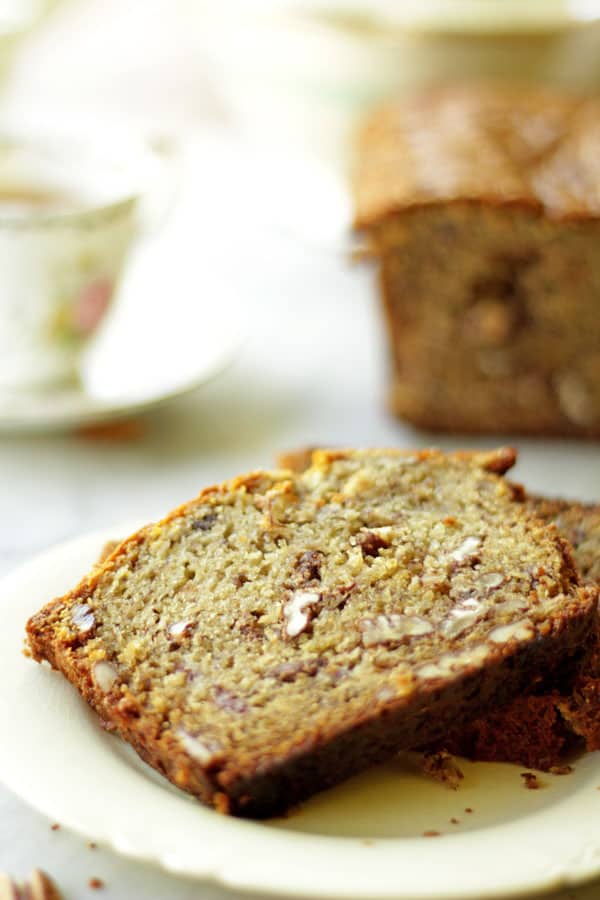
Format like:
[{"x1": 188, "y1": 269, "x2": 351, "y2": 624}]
[
  {"x1": 5, "y1": 0, "x2": 600, "y2": 162},
  {"x1": 2, "y1": 3, "x2": 600, "y2": 899}
]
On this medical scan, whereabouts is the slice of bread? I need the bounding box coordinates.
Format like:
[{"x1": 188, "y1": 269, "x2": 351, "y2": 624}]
[
  {"x1": 279, "y1": 448, "x2": 600, "y2": 770},
  {"x1": 530, "y1": 497, "x2": 600, "y2": 585},
  {"x1": 26, "y1": 448, "x2": 596, "y2": 816},
  {"x1": 443, "y1": 497, "x2": 600, "y2": 769}
]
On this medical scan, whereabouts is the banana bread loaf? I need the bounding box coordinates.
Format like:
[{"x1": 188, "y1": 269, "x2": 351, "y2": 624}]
[
  {"x1": 26, "y1": 448, "x2": 596, "y2": 817},
  {"x1": 354, "y1": 86, "x2": 600, "y2": 435}
]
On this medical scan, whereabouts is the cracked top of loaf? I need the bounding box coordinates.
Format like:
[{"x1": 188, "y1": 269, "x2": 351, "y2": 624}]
[{"x1": 353, "y1": 85, "x2": 600, "y2": 228}]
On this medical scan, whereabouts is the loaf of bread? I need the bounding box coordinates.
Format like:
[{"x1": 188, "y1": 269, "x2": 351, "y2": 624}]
[
  {"x1": 26, "y1": 449, "x2": 596, "y2": 816},
  {"x1": 443, "y1": 496, "x2": 600, "y2": 768},
  {"x1": 353, "y1": 86, "x2": 600, "y2": 435}
]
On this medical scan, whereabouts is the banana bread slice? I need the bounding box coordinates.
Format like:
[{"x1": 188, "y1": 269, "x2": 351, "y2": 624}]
[
  {"x1": 354, "y1": 85, "x2": 600, "y2": 435},
  {"x1": 550, "y1": 500, "x2": 600, "y2": 751},
  {"x1": 26, "y1": 448, "x2": 596, "y2": 817},
  {"x1": 444, "y1": 497, "x2": 600, "y2": 768},
  {"x1": 531, "y1": 497, "x2": 600, "y2": 585},
  {"x1": 279, "y1": 449, "x2": 600, "y2": 769}
]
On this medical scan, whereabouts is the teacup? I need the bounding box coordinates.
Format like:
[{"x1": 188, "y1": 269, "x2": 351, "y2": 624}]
[{"x1": 0, "y1": 130, "x2": 172, "y2": 391}]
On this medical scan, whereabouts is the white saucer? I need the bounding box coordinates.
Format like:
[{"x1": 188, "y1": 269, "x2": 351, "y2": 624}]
[
  {"x1": 0, "y1": 130, "x2": 261, "y2": 433},
  {"x1": 0, "y1": 238, "x2": 243, "y2": 433},
  {"x1": 2, "y1": 524, "x2": 600, "y2": 900},
  {"x1": 0, "y1": 340, "x2": 239, "y2": 434}
]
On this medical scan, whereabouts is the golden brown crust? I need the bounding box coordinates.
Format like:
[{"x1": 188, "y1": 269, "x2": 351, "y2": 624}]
[
  {"x1": 353, "y1": 85, "x2": 600, "y2": 229},
  {"x1": 96, "y1": 540, "x2": 119, "y2": 566},
  {"x1": 275, "y1": 446, "x2": 317, "y2": 474},
  {"x1": 278, "y1": 445, "x2": 517, "y2": 476}
]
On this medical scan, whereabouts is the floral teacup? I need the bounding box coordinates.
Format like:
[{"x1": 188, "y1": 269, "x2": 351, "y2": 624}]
[{"x1": 0, "y1": 131, "x2": 171, "y2": 390}]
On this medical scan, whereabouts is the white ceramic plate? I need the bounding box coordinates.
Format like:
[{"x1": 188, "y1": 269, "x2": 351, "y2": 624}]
[{"x1": 2, "y1": 526, "x2": 600, "y2": 900}]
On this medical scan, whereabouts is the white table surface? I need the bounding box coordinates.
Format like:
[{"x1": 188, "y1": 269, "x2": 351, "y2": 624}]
[{"x1": 1, "y1": 2, "x2": 600, "y2": 898}]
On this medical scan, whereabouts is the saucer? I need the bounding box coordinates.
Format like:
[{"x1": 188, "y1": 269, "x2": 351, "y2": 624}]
[
  {"x1": 0, "y1": 280, "x2": 241, "y2": 433},
  {"x1": 0, "y1": 134, "x2": 245, "y2": 433}
]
